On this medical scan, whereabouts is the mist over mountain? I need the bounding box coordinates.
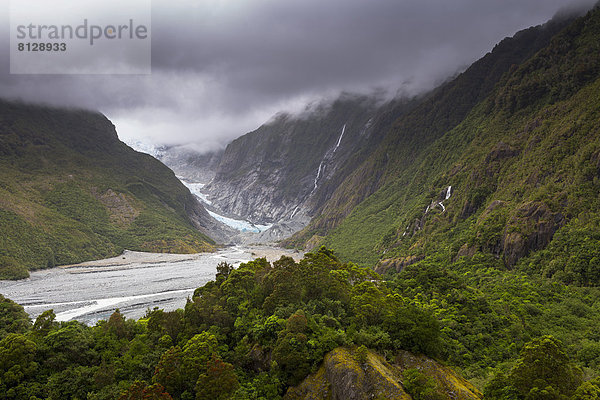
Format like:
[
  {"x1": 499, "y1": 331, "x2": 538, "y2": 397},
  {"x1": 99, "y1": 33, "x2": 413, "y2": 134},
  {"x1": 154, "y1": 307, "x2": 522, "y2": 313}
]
[
  {"x1": 165, "y1": 6, "x2": 582, "y2": 244},
  {"x1": 1, "y1": 0, "x2": 593, "y2": 154}
]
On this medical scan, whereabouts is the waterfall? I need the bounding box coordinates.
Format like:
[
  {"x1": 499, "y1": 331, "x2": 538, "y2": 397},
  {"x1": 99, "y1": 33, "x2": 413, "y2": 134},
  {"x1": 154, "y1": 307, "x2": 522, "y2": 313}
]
[
  {"x1": 333, "y1": 124, "x2": 346, "y2": 153},
  {"x1": 309, "y1": 123, "x2": 347, "y2": 196},
  {"x1": 290, "y1": 206, "x2": 300, "y2": 219},
  {"x1": 312, "y1": 161, "x2": 324, "y2": 191}
]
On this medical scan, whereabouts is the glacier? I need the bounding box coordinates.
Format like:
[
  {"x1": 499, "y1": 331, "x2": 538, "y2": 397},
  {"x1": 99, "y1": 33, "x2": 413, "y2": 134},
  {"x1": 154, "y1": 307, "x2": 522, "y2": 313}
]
[
  {"x1": 179, "y1": 178, "x2": 271, "y2": 233},
  {"x1": 182, "y1": 180, "x2": 212, "y2": 205},
  {"x1": 207, "y1": 210, "x2": 272, "y2": 233}
]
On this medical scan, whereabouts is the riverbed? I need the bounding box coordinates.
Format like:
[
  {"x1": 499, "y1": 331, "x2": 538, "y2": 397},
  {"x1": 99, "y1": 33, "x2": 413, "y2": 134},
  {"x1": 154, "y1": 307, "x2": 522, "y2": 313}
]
[{"x1": 0, "y1": 246, "x2": 302, "y2": 325}]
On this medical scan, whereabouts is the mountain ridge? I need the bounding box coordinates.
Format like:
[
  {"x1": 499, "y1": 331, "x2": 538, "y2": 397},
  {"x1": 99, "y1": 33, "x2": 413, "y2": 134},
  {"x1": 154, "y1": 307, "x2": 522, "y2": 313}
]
[
  {"x1": 286, "y1": 9, "x2": 584, "y2": 252},
  {"x1": 310, "y1": 4, "x2": 600, "y2": 270},
  {"x1": 0, "y1": 100, "x2": 225, "y2": 279},
  {"x1": 189, "y1": 8, "x2": 582, "y2": 247}
]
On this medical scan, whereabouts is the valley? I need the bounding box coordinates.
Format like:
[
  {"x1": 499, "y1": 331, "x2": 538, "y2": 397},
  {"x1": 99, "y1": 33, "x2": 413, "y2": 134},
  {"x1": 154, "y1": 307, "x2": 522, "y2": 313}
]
[
  {"x1": 0, "y1": 246, "x2": 302, "y2": 325},
  {"x1": 1, "y1": 2, "x2": 600, "y2": 399}
]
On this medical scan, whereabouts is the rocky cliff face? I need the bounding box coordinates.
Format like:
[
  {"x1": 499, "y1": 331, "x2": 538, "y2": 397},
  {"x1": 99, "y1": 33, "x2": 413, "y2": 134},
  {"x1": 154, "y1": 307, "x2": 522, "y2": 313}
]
[
  {"x1": 284, "y1": 347, "x2": 482, "y2": 400},
  {"x1": 157, "y1": 146, "x2": 223, "y2": 183},
  {"x1": 205, "y1": 94, "x2": 413, "y2": 236}
]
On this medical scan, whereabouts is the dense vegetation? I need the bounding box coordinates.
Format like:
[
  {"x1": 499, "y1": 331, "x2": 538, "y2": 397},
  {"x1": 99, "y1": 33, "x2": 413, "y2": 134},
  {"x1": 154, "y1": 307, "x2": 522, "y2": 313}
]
[
  {"x1": 287, "y1": 7, "x2": 579, "y2": 253},
  {"x1": 0, "y1": 102, "x2": 215, "y2": 279},
  {"x1": 0, "y1": 248, "x2": 433, "y2": 399},
  {"x1": 1, "y1": 247, "x2": 599, "y2": 399},
  {"x1": 319, "y1": 5, "x2": 600, "y2": 271},
  {"x1": 387, "y1": 254, "x2": 600, "y2": 385},
  {"x1": 285, "y1": 6, "x2": 600, "y2": 286},
  {"x1": 278, "y1": 16, "x2": 600, "y2": 396},
  {"x1": 281, "y1": 9, "x2": 600, "y2": 396}
]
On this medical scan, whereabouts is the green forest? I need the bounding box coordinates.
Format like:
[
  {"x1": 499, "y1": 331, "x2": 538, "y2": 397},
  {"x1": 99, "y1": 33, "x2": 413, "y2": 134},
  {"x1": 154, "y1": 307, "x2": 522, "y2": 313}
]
[{"x1": 1, "y1": 247, "x2": 600, "y2": 399}]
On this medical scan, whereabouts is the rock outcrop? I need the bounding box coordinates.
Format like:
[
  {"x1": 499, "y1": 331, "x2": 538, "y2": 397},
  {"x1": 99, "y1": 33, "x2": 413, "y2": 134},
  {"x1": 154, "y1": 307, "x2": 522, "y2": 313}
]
[
  {"x1": 375, "y1": 256, "x2": 425, "y2": 275},
  {"x1": 501, "y1": 201, "x2": 563, "y2": 267},
  {"x1": 285, "y1": 347, "x2": 482, "y2": 400},
  {"x1": 206, "y1": 94, "x2": 410, "y2": 230}
]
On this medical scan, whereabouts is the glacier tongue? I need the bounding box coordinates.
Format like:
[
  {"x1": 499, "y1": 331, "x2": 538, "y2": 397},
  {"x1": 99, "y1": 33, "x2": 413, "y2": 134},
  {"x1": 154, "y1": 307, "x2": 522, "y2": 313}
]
[
  {"x1": 206, "y1": 210, "x2": 272, "y2": 233},
  {"x1": 182, "y1": 180, "x2": 212, "y2": 205},
  {"x1": 179, "y1": 178, "x2": 271, "y2": 233}
]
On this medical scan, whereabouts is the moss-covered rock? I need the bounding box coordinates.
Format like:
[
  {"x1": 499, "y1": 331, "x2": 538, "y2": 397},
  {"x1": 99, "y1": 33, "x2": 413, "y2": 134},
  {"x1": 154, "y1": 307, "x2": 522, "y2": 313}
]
[
  {"x1": 285, "y1": 347, "x2": 481, "y2": 400},
  {"x1": 395, "y1": 350, "x2": 482, "y2": 400}
]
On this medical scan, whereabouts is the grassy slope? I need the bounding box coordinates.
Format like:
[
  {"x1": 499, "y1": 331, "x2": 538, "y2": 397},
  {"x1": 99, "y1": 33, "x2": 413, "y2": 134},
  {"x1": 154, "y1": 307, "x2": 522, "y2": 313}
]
[
  {"x1": 0, "y1": 102, "x2": 214, "y2": 279},
  {"x1": 321, "y1": 6, "x2": 600, "y2": 271}
]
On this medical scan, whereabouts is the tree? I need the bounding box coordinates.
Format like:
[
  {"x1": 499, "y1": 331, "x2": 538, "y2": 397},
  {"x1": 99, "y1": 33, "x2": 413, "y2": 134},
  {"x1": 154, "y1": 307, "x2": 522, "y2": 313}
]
[
  {"x1": 0, "y1": 333, "x2": 37, "y2": 393},
  {"x1": 147, "y1": 308, "x2": 184, "y2": 343},
  {"x1": 383, "y1": 301, "x2": 441, "y2": 357},
  {"x1": 42, "y1": 322, "x2": 93, "y2": 370},
  {"x1": 119, "y1": 380, "x2": 173, "y2": 400},
  {"x1": 182, "y1": 331, "x2": 219, "y2": 381},
  {"x1": 0, "y1": 295, "x2": 30, "y2": 339},
  {"x1": 571, "y1": 380, "x2": 600, "y2": 400},
  {"x1": 32, "y1": 310, "x2": 57, "y2": 338},
  {"x1": 486, "y1": 336, "x2": 583, "y2": 400},
  {"x1": 107, "y1": 309, "x2": 129, "y2": 340},
  {"x1": 402, "y1": 368, "x2": 443, "y2": 400},
  {"x1": 216, "y1": 261, "x2": 234, "y2": 283},
  {"x1": 354, "y1": 345, "x2": 368, "y2": 364},
  {"x1": 483, "y1": 372, "x2": 519, "y2": 400},
  {"x1": 195, "y1": 355, "x2": 239, "y2": 400},
  {"x1": 152, "y1": 346, "x2": 184, "y2": 398},
  {"x1": 46, "y1": 365, "x2": 95, "y2": 400},
  {"x1": 509, "y1": 336, "x2": 582, "y2": 399},
  {"x1": 153, "y1": 332, "x2": 219, "y2": 398},
  {"x1": 272, "y1": 311, "x2": 311, "y2": 386}
]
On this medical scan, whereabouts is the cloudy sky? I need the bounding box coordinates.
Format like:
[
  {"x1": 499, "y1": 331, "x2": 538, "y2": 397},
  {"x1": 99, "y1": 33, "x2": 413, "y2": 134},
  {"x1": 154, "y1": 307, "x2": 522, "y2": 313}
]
[{"x1": 0, "y1": 0, "x2": 596, "y2": 152}]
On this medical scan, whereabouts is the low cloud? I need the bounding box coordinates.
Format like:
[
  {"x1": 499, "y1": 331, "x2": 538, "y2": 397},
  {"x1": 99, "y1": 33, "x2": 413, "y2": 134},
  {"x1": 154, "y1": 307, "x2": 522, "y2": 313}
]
[{"x1": 0, "y1": 0, "x2": 595, "y2": 152}]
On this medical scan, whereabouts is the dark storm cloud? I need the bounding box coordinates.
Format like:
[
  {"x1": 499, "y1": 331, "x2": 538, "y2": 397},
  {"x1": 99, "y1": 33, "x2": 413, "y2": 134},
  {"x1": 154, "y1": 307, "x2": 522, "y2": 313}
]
[
  {"x1": 0, "y1": 0, "x2": 596, "y2": 150},
  {"x1": 149, "y1": 0, "x2": 596, "y2": 104}
]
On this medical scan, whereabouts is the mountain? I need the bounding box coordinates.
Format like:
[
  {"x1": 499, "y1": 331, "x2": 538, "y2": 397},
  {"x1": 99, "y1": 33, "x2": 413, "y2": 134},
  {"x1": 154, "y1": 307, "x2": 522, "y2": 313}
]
[
  {"x1": 204, "y1": 93, "x2": 415, "y2": 240},
  {"x1": 155, "y1": 145, "x2": 224, "y2": 184},
  {"x1": 2, "y1": 6, "x2": 600, "y2": 398},
  {"x1": 287, "y1": 8, "x2": 583, "y2": 252},
  {"x1": 0, "y1": 101, "x2": 224, "y2": 279},
  {"x1": 201, "y1": 7, "x2": 582, "y2": 246},
  {"x1": 284, "y1": 5, "x2": 600, "y2": 269}
]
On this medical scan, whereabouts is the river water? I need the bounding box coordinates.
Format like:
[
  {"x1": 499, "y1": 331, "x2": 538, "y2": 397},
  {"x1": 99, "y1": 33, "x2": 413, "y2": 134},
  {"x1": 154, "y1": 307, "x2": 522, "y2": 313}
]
[{"x1": 0, "y1": 246, "x2": 300, "y2": 325}]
